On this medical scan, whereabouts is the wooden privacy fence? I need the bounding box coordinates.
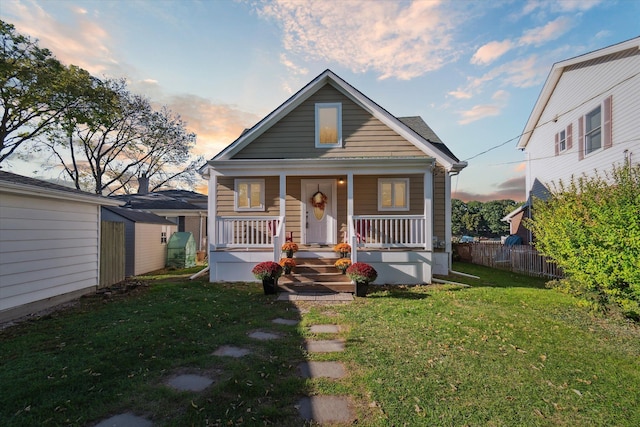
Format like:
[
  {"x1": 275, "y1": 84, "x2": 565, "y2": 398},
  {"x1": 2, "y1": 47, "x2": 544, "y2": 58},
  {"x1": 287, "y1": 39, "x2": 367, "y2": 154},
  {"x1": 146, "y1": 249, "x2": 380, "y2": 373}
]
[
  {"x1": 100, "y1": 221, "x2": 125, "y2": 288},
  {"x1": 456, "y1": 242, "x2": 563, "y2": 279}
]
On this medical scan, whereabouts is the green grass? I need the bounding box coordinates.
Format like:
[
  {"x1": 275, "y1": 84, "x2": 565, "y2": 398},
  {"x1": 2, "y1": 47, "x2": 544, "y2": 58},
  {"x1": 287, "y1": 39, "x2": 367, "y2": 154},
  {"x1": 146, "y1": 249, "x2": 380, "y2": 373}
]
[{"x1": 1, "y1": 263, "x2": 639, "y2": 426}]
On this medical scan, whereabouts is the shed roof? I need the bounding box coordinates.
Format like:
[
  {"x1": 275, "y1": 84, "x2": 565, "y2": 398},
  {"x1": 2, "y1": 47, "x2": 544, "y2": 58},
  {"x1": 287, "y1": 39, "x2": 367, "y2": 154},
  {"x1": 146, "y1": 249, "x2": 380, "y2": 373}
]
[{"x1": 102, "y1": 206, "x2": 176, "y2": 225}]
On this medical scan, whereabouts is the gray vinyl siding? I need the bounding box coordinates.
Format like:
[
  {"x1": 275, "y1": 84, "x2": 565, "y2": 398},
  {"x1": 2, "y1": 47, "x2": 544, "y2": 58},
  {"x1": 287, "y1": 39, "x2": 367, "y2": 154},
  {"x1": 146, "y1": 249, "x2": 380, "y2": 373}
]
[
  {"x1": 216, "y1": 176, "x2": 281, "y2": 217},
  {"x1": 353, "y1": 175, "x2": 425, "y2": 216},
  {"x1": 234, "y1": 84, "x2": 428, "y2": 159},
  {"x1": 285, "y1": 177, "x2": 302, "y2": 242},
  {"x1": 433, "y1": 165, "x2": 446, "y2": 242}
]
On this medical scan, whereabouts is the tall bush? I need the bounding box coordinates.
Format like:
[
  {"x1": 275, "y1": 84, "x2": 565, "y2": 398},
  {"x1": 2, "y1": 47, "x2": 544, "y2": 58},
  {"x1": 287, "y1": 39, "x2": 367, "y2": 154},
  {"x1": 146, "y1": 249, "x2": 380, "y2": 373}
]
[{"x1": 525, "y1": 163, "x2": 640, "y2": 319}]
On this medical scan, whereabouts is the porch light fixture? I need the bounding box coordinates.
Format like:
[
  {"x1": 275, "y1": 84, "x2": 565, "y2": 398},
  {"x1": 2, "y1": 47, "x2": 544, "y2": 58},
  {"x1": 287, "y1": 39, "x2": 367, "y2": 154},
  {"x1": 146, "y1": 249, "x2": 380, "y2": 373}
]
[{"x1": 338, "y1": 177, "x2": 345, "y2": 184}]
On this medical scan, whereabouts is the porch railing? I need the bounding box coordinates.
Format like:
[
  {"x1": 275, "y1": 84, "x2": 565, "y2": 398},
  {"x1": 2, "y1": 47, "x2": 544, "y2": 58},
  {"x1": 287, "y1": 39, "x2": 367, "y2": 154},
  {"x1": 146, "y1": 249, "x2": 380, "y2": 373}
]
[
  {"x1": 216, "y1": 216, "x2": 281, "y2": 248},
  {"x1": 350, "y1": 215, "x2": 426, "y2": 248}
]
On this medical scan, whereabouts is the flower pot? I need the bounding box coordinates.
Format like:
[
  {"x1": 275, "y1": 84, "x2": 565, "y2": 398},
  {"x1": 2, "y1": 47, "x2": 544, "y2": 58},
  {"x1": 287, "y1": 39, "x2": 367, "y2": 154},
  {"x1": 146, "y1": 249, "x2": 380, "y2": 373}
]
[
  {"x1": 285, "y1": 250, "x2": 294, "y2": 258},
  {"x1": 262, "y1": 277, "x2": 278, "y2": 295},
  {"x1": 341, "y1": 270, "x2": 346, "y2": 275},
  {"x1": 355, "y1": 282, "x2": 368, "y2": 297},
  {"x1": 283, "y1": 266, "x2": 292, "y2": 275}
]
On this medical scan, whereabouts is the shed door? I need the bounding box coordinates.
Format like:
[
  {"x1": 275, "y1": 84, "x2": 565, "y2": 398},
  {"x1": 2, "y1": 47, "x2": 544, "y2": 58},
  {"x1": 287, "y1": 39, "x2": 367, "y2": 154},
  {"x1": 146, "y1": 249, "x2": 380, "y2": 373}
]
[{"x1": 302, "y1": 180, "x2": 336, "y2": 245}]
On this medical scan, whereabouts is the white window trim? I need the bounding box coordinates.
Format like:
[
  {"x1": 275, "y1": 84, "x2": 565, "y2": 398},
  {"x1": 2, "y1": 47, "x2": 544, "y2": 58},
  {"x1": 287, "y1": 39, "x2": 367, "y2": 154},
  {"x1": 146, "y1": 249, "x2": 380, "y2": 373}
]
[
  {"x1": 234, "y1": 179, "x2": 265, "y2": 212},
  {"x1": 315, "y1": 103, "x2": 342, "y2": 148},
  {"x1": 378, "y1": 178, "x2": 410, "y2": 211},
  {"x1": 584, "y1": 105, "x2": 602, "y2": 156},
  {"x1": 558, "y1": 129, "x2": 567, "y2": 152}
]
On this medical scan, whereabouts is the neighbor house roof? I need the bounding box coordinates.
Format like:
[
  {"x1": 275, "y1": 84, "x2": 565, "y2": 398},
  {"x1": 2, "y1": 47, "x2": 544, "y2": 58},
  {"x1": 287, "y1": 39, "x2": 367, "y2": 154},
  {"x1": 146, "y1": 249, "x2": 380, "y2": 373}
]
[
  {"x1": 102, "y1": 206, "x2": 176, "y2": 225},
  {"x1": 0, "y1": 171, "x2": 121, "y2": 206},
  {"x1": 517, "y1": 36, "x2": 640, "y2": 150},
  {"x1": 206, "y1": 69, "x2": 466, "y2": 172},
  {"x1": 110, "y1": 191, "x2": 206, "y2": 211}
]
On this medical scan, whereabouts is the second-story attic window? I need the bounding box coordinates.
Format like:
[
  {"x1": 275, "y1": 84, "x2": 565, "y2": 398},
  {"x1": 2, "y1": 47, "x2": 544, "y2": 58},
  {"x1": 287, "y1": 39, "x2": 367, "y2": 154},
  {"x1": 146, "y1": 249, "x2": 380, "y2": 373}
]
[{"x1": 315, "y1": 103, "x2": 342, "y2": 148}]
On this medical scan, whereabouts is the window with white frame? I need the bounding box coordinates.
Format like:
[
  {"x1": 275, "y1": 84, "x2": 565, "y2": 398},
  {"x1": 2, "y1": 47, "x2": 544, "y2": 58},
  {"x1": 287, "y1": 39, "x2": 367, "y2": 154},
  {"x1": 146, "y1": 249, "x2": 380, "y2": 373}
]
[
  {"x1": 378, "y1": 178, "x2": 409, "y2": 211},
  {"x1": 235, "y1": 179, "x2": 265, "y2": 211},
  {"x1": 558, "y1": 129, "x2": 566, "y2": 152},
  {"x1": 585, "y1": 106, "x2": 602, "y2": 155},
  {"x1": 315, "y1": 103, "x2": 342, "y2": 148}
]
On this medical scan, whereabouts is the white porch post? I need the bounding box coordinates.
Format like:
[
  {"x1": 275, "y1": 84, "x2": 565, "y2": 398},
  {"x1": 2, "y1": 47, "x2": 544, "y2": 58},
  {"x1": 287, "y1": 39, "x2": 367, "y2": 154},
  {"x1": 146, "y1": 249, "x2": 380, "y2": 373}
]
[
  {"x1": 347, "y1": 172, "x2": 354, "y2": 220},
  {"x1": 279, "y1": 174, "x2": 286, "y2": 219},
  {"x1": 209, "y1": 174, "x2": 218, "y2": 251},
  {"x1": 445, "y1": 171, "x2": 452, "y2": 270},
  {"x1": 424, "y1": 170, "x2": 433, "y2": 251}
]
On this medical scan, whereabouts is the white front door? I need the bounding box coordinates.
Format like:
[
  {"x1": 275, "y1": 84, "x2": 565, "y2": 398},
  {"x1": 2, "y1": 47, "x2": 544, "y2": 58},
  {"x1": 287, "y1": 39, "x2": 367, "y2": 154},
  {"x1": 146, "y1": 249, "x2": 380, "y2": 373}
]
[{"x1": 302, "y1": 179, "x2": 336, "y2": 245}]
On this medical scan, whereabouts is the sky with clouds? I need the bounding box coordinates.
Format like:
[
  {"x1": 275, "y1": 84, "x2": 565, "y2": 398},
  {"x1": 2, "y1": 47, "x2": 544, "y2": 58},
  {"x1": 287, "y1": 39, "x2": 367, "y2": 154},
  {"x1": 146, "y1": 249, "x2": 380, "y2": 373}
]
[{"x1": 2, "y1": 0, "x2": 638, "y2": 200}]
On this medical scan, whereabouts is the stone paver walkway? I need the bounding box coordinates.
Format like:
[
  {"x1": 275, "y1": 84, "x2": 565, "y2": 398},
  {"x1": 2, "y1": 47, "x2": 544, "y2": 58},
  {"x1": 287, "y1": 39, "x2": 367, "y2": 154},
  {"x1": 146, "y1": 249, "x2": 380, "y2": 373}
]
[
  {"x1": 95, "y1": 292, "x2": 357, "y2": 426},
  {"x1": 298, "y1": 361, "x2": 346, "y2": 379},
  {"x1": 166, "y1": 374, "x2": 213, "y2": 392}
]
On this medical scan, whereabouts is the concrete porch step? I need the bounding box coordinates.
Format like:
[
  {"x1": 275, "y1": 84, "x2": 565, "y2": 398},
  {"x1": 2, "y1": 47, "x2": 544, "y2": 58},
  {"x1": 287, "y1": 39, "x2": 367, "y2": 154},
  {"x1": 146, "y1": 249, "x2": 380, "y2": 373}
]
[{"x1": 278, "y1": 282, "x2": 355, "y2": 293}]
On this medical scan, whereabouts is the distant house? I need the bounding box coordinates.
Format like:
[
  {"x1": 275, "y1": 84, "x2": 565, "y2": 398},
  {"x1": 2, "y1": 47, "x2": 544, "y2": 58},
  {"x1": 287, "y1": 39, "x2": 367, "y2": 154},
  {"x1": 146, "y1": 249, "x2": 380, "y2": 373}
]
[
  {"x1": 0, "y1": 171, "x2": 120, "y2": 322},
  {"x1": 200, "y1": 69, "x2": 467, "y2": 288},
  {"x1": 505, "y1": 37, "x2": 640, "y2": 243},
  {"x1": 101, "y1": 206, "x2": 177, "y2": 276},
  {"x1": 111, "y1": 187, "x2": 207, "y2": 253}
]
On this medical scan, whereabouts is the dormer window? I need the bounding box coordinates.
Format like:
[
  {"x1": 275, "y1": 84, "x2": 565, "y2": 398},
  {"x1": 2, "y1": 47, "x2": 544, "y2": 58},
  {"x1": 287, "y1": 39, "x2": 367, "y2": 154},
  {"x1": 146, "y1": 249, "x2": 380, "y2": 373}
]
[{"x1": 315, "y1": 103, "x2": 342, "y2": 148}]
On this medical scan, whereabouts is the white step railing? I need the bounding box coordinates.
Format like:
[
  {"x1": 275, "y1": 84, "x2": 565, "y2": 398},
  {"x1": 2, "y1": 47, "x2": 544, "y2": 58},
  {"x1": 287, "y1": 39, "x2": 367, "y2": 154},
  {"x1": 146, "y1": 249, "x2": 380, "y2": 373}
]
[
  {"x1": 216, "y1": 216, "x2": 281, "y2": 248},
  {"x1": 351, "y1": 215, "x2": 426, "y2": 248}
]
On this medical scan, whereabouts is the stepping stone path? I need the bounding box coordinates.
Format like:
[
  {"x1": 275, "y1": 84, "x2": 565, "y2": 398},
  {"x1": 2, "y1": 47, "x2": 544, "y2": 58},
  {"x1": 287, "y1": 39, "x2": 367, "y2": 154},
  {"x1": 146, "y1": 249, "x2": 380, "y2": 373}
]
[
  {"x1": 298, "y1": 324, "x2": 355, "y2": 424},
  {"x1": 94, "y1": 302, "x2": 357, "y2": 426},
  {"x1": 94, "y1": 412, "x2": 153, "y2": 427},
  {"x1": 212, "y1": 345, "x2": 251, "y2": 358},
  {"x1": 166, "y1": 374, "x2": 213, "y2": 392}
]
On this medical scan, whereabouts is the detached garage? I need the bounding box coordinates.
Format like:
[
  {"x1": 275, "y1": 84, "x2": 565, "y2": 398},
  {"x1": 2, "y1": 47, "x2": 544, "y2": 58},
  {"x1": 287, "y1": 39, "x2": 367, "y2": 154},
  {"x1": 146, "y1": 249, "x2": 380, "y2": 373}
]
[{"x1": 0, "y1": 171, "x2": 120, "y2": 322}]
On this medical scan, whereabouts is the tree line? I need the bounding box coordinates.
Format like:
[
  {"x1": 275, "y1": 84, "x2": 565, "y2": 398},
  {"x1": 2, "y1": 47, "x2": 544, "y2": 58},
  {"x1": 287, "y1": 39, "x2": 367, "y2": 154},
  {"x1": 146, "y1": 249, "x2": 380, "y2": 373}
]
[
  {"x1": 0, "y1": 20, "x2": 201, "y2": 194},
  {"x1": 451, "y1": 199, "x2": 520, "y2": 238}
]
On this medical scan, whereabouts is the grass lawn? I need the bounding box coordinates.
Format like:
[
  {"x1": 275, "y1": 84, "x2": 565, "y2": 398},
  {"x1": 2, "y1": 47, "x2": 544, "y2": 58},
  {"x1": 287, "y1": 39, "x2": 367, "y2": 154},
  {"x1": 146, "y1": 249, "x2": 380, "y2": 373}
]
[{"x1": 1, "y1": 263, "x2": 638, "y2": 426}]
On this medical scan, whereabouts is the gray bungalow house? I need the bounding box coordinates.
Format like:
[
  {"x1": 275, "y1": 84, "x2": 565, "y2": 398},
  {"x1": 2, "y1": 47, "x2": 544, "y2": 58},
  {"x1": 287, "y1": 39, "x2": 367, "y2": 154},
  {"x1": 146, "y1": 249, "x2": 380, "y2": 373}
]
[{"x1": 200, "y1": 70, "x2": 466, "y2": 288}]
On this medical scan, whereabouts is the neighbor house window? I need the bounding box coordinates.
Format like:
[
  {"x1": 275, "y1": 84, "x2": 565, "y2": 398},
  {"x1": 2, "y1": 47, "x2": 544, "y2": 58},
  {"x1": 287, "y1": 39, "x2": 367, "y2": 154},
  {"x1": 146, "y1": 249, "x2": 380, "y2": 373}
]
[
  {"x1": 315, "y1": 103, "x2": 342, "y2": 148},
  {"x1": 161, "y1": 231, "x2": 167, "y2": 244},
  {"x1": 235, "y1": 179, "x2": 265, "y2": 211},
  {"x1": 585, "y1": 106, "x2": 602, "y2": 155},
  {"x1": 558, "y1": 129, "x2": 566, "y2": 152},
  {"x1": 378, "y1": 178, "x2": 409, "y2": 211}
]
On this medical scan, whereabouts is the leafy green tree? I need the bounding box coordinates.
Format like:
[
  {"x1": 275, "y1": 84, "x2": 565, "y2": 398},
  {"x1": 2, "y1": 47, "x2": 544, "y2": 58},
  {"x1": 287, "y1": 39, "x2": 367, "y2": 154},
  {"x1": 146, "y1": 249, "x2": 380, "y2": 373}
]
[
  {"x1": 481, "y1": 200, "x2": 518, "y2": 236},
  {"x1": 525, "y1": 163, "x2": 640, "y2": 319},
  {"x1": 0, "y1": 20, "x2": 91, "y2": 163}
]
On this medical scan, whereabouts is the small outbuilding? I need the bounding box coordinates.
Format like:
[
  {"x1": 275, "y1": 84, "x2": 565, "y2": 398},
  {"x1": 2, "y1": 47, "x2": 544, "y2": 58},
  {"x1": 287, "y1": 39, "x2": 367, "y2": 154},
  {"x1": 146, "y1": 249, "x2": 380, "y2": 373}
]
[
  {"x1": 166, "y1": 232, "x2": 196, "y2": 269},
  {"x1": 101, "y1": 206, "x2": 177, "y2": 276}
]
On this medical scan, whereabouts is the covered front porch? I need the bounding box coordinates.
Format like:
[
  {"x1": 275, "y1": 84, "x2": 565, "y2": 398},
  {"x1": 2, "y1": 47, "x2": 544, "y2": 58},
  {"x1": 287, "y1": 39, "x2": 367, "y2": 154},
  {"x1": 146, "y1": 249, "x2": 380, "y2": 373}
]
[{"x1": 205, "y1": 158, "x2": 452, "y2": 286}]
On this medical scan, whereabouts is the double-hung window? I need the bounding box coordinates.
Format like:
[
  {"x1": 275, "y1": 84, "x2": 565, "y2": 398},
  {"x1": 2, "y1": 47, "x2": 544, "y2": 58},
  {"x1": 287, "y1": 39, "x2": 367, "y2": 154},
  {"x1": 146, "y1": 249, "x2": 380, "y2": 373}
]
[
  {"x1": 585, "y1": 106, "x2": 602, "y2": 155},
  {"x1": 315, "y1": 103, "x2": 342, "y2": 148},
  {"x1": 558, "y1": 129, "x2": 566, "y2": 152},
  {"x1": 235, "y1": 179, "x2": 264, "y2": 211},
  {"x1": 378, "y1": 178, "x2": 409, "y2": 211}
]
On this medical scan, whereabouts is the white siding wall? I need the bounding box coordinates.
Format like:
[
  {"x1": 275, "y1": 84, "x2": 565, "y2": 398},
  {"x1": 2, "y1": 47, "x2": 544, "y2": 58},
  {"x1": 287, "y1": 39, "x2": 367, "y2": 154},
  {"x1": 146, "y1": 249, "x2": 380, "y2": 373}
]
[
  {"x1": 525, "y1": 51, "x2": 640, "y2": 197},
  {"x1": 133, "y1": 223, "x2": 176, "y2": 276},
  {"x1": 0, "y1": 193, "x2": 100, "y2": 315}
]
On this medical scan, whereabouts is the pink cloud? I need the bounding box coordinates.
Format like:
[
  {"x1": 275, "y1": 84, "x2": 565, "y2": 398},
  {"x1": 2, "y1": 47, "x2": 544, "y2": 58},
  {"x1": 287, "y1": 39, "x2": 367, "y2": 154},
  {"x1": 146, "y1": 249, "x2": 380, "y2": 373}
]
[{"x1": 471, "y1": 40, "x2": 515, "y2": 65}]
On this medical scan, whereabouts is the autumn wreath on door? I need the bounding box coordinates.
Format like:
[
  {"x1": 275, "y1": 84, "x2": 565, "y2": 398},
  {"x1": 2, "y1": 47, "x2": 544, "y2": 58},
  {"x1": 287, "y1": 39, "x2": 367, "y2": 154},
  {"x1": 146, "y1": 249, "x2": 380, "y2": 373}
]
[{"x1": 310, "y1": 190, "x2": 328, "y2": 220}]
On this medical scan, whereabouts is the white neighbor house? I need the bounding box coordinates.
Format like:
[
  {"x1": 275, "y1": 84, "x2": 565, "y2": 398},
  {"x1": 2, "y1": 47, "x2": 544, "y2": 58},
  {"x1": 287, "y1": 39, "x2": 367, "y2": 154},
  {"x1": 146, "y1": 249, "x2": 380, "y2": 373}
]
[{"x1": 505, "y1": 37, "x2": 640, "y2": 242}]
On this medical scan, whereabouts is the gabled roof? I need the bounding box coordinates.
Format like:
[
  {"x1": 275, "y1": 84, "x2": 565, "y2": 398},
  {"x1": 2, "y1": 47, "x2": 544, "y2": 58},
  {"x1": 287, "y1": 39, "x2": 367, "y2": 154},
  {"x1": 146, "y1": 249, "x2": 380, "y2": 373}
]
[
  {"x1": 208, "y1": 69, "x2": 466, "y2": 172},
  {"x1": 102, "y1": 206, "x2": 176, "y2": 225},
  {"x1": 0, "y1": 170, "x2": 120, "y2": 206},
  {"x1": 518, "y1": 36, "x2": 640, "y2": 150}
]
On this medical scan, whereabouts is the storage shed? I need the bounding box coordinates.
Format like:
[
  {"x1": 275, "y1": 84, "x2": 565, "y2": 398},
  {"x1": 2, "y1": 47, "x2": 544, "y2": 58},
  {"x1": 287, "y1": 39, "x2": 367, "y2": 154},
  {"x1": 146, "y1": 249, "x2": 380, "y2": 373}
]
[
  {"x1": 101, "y1": 206, "x2": 177, "y2": 276},
  {"x1": 166, "y1": 232, "x2": 196, "y2": 269}
]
